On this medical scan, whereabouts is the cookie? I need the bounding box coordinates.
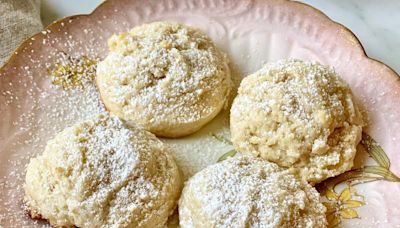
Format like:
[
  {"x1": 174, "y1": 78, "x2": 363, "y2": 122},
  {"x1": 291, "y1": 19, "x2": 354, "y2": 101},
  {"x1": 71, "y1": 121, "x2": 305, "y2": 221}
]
[
  {"x1": 96, "y1": 22, "x2": 232, "y2": 138},
  {"x1": 179, "y1": 156, "x2": 327, "y2": 228},
  {"x1": 24, "y1": 115, "x2": 182, "y2": 227},
  {"x1": 230, "y1": 59, "x2": 363, "y2": 184}
]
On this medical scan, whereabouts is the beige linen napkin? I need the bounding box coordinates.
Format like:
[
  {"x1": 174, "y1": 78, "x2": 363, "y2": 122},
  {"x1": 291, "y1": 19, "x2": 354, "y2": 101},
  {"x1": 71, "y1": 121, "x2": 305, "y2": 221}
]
[{"x1": 0, "y1": 0, "x2": 43, "y2": 66}]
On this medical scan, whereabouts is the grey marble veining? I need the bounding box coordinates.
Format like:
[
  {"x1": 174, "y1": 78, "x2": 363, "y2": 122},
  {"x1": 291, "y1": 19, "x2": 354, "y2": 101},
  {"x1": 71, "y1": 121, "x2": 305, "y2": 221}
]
[{"x1": 301, "y1": 0, "x2": 400, "y2": 74}]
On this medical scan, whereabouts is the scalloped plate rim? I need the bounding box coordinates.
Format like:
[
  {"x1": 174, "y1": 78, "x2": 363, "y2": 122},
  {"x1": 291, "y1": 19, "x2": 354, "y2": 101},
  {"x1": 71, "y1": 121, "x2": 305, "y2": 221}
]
[
  {"x1": 0, "y1": 0, "x2": 399, "y2": 84},
  {"x1": 0, "y1": 0, "x2": 399, "y2": 226}
]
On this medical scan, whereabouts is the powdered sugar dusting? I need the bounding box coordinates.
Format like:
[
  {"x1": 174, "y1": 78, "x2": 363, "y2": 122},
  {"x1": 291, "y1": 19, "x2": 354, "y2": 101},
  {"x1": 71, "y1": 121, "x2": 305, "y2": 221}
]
[
  {"x1": 0, "y1": 19, "x2": 231, "y2": 227},
  {"x1": 179, "y1": 156, "x2": 327, "y2": 227},
  {"x1": 0, "y1": 32, "x2": 106, "y2": 225},
  {"x1": 96, "y1": 22, "x2": 232, "y2": 137},
  {"x1": 230, "y1": 59, "x2": 364, "y2": 184},
  {"x1": 24, "y1": 115, "x2": 181, "y2": 227}
]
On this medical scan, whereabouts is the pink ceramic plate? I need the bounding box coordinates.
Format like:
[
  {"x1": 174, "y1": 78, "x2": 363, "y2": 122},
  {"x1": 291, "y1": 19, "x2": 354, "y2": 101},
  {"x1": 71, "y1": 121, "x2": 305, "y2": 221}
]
[{"x1": 1, "y1": 0, "x2": 399, "y2": 227}]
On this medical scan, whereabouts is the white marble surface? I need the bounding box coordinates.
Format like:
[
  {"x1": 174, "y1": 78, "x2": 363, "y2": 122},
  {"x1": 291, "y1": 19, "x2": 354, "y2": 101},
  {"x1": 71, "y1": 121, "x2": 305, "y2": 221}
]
[{"x1": 41, "y1": 0, "x2": 400, "y2": 74}]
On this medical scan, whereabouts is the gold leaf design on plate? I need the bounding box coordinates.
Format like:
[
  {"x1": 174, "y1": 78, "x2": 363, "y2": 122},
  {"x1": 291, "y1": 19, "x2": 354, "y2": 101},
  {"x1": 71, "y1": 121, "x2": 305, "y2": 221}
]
[
  {"x1": 325, "y1": 188, "x2": 338, "y2": 201},
  {"x1": 211, "y1": 133, "x2": 233, "y2": 145},
  {"x1": 322, "y1": 186, "x2": 364, "y2": 228},
  {"x1": 338, "y1": 187, "x2": 351, "y2": 201},
  {"x1": 327, "y1": 215, "x2": 341, "y2": 228},
  {"x1": 361, "y1": 132, "x2": 390, "y2": 169},
  {"x1": 212, "y1": 133, "x2": 236, "y2": 162},
  {"x1": 317, "y1": 133, "x2": 399, "y2": 227},
  {"x1": 344, "y1": 200, "x2": 364, "y2": 208},
  {"x1": 217, "y1": 149, "x2": 237, "y2": 162},
  {"x1": 361, "y1": 166, "x2": 400, "y2": 182},
  {"x1": 213, "y1": 132, "x2": 399, "y2": 226},
  {"x1": 340, "y1": 208, "x2": 359, "y2": 219}
]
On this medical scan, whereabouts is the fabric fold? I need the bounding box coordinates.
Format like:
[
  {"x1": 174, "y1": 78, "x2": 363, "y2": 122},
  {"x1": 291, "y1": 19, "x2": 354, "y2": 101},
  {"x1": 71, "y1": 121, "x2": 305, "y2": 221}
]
[{"x1": 0, "y1": 0, "x2": 43, "y2": 66}]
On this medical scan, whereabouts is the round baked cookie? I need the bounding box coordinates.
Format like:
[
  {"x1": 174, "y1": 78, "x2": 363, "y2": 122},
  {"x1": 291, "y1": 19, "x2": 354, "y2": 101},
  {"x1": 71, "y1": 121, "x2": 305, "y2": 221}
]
[
  {"x1": 179, "y1": 156, "x2": 327, "y2": 228},
  {"x1": 230, "y1": 59, "x2": 363, "y2": 184},
  {"x1": 96, "y1": 21, "x2": 232, "y2": 138},
  {"x1": 24, "y1": 115, "x2": 182, "y2": 227}
]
